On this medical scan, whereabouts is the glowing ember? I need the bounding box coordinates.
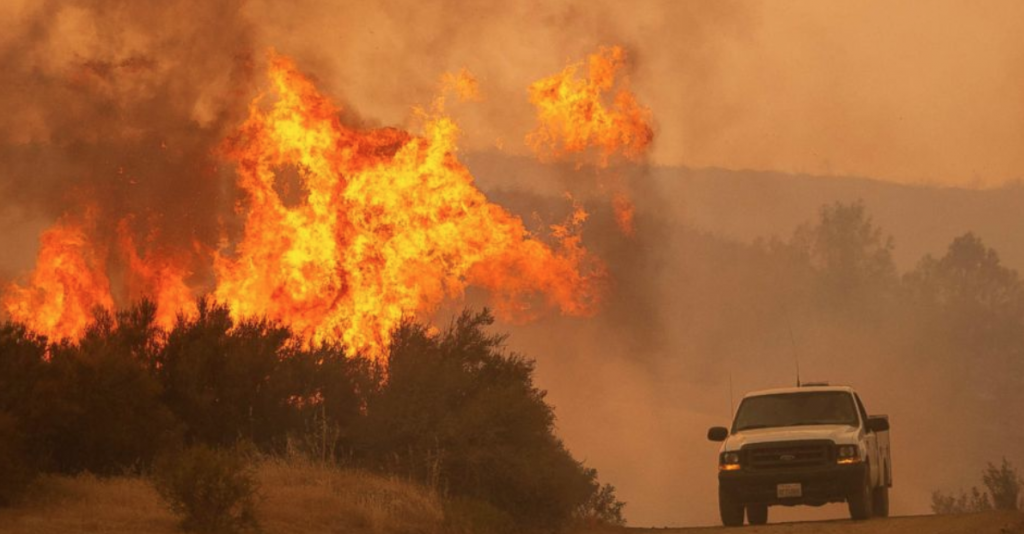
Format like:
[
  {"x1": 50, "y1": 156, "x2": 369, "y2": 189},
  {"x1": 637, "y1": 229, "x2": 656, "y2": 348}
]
[{"x1": 612, "y1": 193, "x2": 636, "y2": 236}]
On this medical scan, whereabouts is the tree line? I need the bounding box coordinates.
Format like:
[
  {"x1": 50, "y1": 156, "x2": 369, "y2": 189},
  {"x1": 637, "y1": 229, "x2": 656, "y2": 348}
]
[{"x1": 0, "y1": 303, "x2": 623, "y2": 531}]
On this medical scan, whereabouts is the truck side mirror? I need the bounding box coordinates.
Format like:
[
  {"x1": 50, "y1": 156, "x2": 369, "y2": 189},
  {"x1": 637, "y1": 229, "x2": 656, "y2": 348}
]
[
  {"x1": 707, "y1": 426, "x2": 729, "y2": 442},
  {"x1": 866, "y1": 416, "x2": 889, "y2": 433}
]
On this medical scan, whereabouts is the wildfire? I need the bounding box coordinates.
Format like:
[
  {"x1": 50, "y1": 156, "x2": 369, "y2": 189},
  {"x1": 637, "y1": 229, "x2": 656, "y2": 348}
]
[
  {"x1": 213, "y1": 53, "x2": 604, "y2": 359},
  {"x1": 526, "y1": 46, "x2": 653, "y2": 237},
  {"x1": 527, "y1": 46, "x2": 653, "y2": 165},
  {"x1": 3, "y1": 53, "x2": 609, "y2": 358},
  {"x1": 3, "y1": 215, "x2": 114, "y2": 341}
]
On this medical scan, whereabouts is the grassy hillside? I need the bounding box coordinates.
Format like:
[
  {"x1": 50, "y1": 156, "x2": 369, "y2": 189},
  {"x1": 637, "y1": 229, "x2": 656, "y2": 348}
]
[{"x1": 0, "y1": 460, "x2": 446, "y2": 534}]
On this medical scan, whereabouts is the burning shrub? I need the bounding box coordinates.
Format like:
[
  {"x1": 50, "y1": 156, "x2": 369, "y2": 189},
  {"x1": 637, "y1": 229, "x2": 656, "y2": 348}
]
[
  {"x1": 152, "y1": 444, "x2": 260, "y2": 533},
  {"x1": 353, "y1": 309, "x2": 620, "y2": 530}
]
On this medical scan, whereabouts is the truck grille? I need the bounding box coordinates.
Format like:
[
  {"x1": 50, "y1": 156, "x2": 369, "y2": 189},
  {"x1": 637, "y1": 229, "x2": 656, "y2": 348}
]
[{"x1": 744, "y1": 441, "x2": 831, "y2": 470}]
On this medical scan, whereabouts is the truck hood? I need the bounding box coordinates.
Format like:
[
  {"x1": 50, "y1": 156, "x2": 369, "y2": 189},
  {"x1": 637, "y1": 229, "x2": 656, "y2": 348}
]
[{"x1": 723, "y1": 424, "x2": 860, "y2": 452}]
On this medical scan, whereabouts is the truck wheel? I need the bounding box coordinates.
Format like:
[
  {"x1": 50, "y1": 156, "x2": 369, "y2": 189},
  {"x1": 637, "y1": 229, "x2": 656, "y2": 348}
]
[
  {"x1": 847, "y1": 468, "x2": 874, "y2": 520},
  {"x1": 872, "y1": 484, "x2": 890, "y2": 518},
  {"x1": 747, "y1": 504, "x2": 768, "y2": 525},
  {"x1": 719, "y1": 488, "x2": 744, "y2": 527}
]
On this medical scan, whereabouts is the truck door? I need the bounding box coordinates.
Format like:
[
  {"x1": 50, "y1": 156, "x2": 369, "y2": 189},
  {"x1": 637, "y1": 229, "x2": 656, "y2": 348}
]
[{"x1": 854, "y1": 393, "x2": 879, "y2": 486}]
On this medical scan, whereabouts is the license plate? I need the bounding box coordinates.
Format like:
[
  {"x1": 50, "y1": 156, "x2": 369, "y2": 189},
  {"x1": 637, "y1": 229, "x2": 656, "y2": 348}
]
[{"x1": 777, "y1": 483, "x2": 802, "y2": 498}]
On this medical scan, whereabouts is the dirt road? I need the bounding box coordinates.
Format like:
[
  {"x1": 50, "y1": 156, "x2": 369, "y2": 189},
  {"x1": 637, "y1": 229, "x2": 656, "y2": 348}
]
[{"x1": 579, "y1": 512, "x2": 1024, "y2": 534}]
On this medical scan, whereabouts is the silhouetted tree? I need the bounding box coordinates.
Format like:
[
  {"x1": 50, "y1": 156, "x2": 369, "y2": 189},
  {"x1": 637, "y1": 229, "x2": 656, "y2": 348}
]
[
  {"x1": 32, "y1": 302, "x2": 180, "y2": 473},
  {"x1": 905, "y1": 234, "x2": 1024, "y2": 404},
  {"x1": 353, "y1": 309, "x2": 609, "y2": 530},
  {"x1": 983, "y1": 458, "x2": 1022, "y2": 511},
  {"x1": 156, "y1": 299, "x2": 366, "y2": 452},
  {"x1": 790, "y1": 201, "x2": 897, "y2": 306}
]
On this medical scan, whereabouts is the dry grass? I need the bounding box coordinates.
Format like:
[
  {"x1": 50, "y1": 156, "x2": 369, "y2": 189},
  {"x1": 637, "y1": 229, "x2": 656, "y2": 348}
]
[
  {"x1": 0, "y1": 459, "x2": 446, "y2": 534},
  {"x1": 257, "y1": 457, "x2": 445, "y2": 534},
  {"x1": 0, "y1": 474, "x2": 176, "y2": 534}
]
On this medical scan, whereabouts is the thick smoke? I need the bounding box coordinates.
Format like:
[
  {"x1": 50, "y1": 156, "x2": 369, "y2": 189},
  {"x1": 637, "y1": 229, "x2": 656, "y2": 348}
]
[{"x1": 0, "y1": 0, "x2": 254, "y2": 286}]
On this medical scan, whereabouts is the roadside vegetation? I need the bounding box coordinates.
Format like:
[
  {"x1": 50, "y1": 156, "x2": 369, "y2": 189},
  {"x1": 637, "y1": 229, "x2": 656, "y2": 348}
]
[
  {"x1": 932, "y1": 459, "x2": 1022, "y2": 514},
  {"x1": 3, "y1": 198, "x2": 1024, "y2": 530},
  {"x1": 0, "y1": 307, "x2": 624, "y2": 532}
]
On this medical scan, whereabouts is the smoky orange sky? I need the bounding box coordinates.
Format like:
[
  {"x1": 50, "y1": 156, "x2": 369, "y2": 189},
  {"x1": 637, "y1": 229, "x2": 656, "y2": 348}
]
[
  {"x1": 243, "y1": 0, "x2": 1024, "y2": 188},
  {"x1": 3, "y1": 1, "x2": 1023, "y2": 187}
]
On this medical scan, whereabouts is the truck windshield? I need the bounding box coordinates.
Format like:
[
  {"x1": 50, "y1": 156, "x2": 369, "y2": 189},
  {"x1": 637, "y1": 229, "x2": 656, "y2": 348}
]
[{"x1": 732, "y1": 392, "x2": 859, "y2": 432}]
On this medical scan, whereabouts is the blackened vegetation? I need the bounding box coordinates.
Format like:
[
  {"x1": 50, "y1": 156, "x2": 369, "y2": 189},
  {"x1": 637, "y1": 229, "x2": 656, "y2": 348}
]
[{"x1": 0, "y1": 303, "x2": 623, "y2": 531}]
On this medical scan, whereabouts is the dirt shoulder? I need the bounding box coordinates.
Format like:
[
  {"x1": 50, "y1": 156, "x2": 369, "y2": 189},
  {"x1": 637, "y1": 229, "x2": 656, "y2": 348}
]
[{"x1": 577, "y1": 512, "x2": 1024, "y2": 534}]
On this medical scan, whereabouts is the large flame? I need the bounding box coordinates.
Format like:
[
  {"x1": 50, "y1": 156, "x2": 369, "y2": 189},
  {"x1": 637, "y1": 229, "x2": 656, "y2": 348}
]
[
  {"x1": 214, "y1": 54, "x2": 604, "y2": 359},
  {"x1": 3, "y1": 53, "x2": 608, "y2": 359},
  {"x1": 3, "y1": 215, "x2": 114, "y2": 341}
]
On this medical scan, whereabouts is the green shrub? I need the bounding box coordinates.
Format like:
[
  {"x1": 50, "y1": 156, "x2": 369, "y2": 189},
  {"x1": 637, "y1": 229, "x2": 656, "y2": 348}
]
[
  {"x1": 0, "y1": 412, "x2": 35, "y2": 506},
  {"x1": 152, "y1": 444, "x2": 260, "y2": 533}
]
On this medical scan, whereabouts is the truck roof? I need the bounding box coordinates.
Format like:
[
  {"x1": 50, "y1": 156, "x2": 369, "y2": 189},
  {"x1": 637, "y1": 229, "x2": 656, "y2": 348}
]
[{"x1": 742, "y1": 385, "x2": 855, "y2": 399}]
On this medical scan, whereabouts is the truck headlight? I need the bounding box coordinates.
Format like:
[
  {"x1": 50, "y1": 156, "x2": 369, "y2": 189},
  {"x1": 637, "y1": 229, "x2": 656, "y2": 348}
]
[
  {"x1": 720, "y1": 452, "x2": 741, "y2": 471},
  {"x1": 836, "y1": 445, "x2": 861, "y2": 465}
]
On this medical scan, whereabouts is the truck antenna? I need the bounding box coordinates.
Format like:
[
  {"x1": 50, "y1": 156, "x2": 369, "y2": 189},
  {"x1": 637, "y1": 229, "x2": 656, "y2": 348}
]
[
  {"x1": 728, "y1": 372, "x2": 735, "y2": 419},
  {"x1": 786, "y1": 312, "x2": 801, "y2": 387}
]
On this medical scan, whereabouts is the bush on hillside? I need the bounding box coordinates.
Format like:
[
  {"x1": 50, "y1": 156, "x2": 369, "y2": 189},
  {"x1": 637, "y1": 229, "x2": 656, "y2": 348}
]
[
  {"x1": 932, "y1": 458, "x2": 1022, "y2": 514},
  {"x1": 983, "y1": 458, "x2": 1022, "y2": 511},
  {"x1": 931, "y1": 486, "x2": 991, "y2": 515},
  {"x1": 157, "y1": 299, "x2": 367, "y2": 453},
  {"x1": 574, "y1": 473, "x2": 626, "y2": 527},
  {"x1": 31, "y1": 304, "x2": 180, "y2": 474},
  {"x1": 353, "y1": 309, "x2": 620, "y2": 531},
  {"x1": 152, "y1": 444, "x2": 260, "y2": 533}
]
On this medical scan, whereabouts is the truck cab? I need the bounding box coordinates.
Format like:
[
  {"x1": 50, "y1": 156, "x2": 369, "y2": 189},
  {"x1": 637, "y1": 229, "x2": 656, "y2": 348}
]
[{"x1": 707, "y1": 384, "x2": 891, "y2": 526}]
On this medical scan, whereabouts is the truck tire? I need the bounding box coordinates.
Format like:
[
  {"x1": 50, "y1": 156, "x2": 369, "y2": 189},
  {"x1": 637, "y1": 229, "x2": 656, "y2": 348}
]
[
  {"x1": 719, "y1": 487, "x2": 744, "y2": 527},
  {"x1": 847, "y1": 467, "x2": 874, "y2": 521},
  {"x1": 747, "y1": 504, "x2": 768, "y2": 525},
  {"x1": 872, "y1": 484, "x2": 890, "y2": 518}
]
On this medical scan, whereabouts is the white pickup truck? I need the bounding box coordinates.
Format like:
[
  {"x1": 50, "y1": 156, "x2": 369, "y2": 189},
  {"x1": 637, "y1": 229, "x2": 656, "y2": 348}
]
[{"x1": 707, "y1": 384, "x2": 891, "y2": 526}]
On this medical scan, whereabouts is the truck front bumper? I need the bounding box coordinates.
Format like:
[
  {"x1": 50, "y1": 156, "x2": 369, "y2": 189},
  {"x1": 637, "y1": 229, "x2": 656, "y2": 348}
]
[{"x1": 719, "y1": 463, "x2": 866, "y2": 506}]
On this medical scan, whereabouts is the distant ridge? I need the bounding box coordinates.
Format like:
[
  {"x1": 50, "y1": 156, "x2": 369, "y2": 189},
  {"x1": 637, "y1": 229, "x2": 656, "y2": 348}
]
[{"x1": 465, "y1": 152, "x2": 1024, "y2": 272}]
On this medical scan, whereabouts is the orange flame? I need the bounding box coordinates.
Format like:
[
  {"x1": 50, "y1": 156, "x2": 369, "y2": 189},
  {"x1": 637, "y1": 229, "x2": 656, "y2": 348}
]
[
  {"x1": 527, "y1": 46, "x2": 653, "y2": 165},
  {"x1": 3, "y1": 216, "x2": 114, "y2": 341},
  {"x1": 212, "y1": 53, "x2": 604, "y2": 359},
  {"x1": 117, "y1": 220, "x2": 197, "y2": 331},
  {"x1": 612, "y1": 193, "x2": 636, "y2": 236},
  {"x1": 3, "y1": 53, "x2": 608, "y2": 358}
]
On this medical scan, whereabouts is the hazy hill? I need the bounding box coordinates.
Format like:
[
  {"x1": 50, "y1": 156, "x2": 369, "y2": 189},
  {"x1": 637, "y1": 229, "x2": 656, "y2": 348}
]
[{"x1": 465, "y1": 152, "x2": 1024, "y2": 272}]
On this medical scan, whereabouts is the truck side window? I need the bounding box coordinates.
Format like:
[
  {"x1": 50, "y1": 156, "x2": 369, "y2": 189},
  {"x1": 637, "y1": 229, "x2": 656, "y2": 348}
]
[{"x1": 853, "y1": 393, "x2": 870, "y2": 429}]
